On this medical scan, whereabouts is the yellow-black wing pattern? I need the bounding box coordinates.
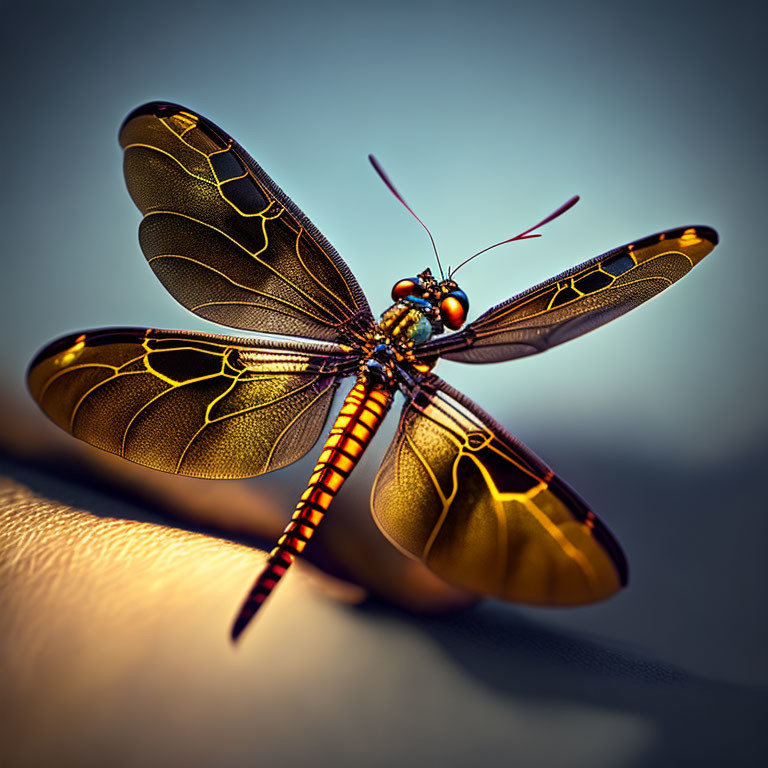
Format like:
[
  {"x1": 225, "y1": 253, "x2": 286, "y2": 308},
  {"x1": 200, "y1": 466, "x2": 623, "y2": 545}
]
[
  {"x1": 28, "y1": 328, "x2": 354, "y2": 479},
  {"x1": 119, "y1": 102, "x2": 373, "y2": 344},
  {"x1": 421, "y1": 226, "x2": 717, "y2": 364},
  {"x1": 372, "y1": 375, "x2": 627, "y2": 604}
]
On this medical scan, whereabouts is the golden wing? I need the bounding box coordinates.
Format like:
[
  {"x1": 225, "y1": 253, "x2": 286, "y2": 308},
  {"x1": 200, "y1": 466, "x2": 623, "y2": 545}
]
[
  {"x1": 119, "y1": 102, "x2": 373, "y2": 344},
  {"x1": 28, "y1": 327, "x2": 355, "y2": 479},
  {"x1": 372, "y1": 375, "x2": 627, "y2": 605},
  {"x1": 421, "y1": 226, "x2": 717, "y2": 363}
]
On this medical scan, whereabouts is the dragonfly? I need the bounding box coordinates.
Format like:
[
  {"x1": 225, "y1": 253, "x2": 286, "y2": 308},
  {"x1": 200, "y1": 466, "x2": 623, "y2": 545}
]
[{"x1": 27, "y1": 102, "x2": 718, "y2": 641}]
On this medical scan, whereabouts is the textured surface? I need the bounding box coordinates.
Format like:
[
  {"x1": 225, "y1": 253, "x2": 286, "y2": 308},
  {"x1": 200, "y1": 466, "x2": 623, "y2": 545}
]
[
  {"x1": 422, "y1": 227, "x2": 718, "y2": 364},
  {"x1": 120, "y1": 103, "x2": 373, "y2": 344},
  {"x1": 28, "y1": 327, "x2": 349, "y2": 478},
  {"x1": 1, "y1": 471, "x2": 766, "y2": 768},
  {"x1": 373, "y1": 376, "x2": 625, "y2": 603},
  {"x1": 0, "y1": 476, "x2": 648, "y2": 768}
]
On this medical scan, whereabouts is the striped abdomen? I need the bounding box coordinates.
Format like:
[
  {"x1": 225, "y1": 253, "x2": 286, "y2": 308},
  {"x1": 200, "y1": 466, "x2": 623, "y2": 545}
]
[{"x1": 231, "y1": 378, "x2": 393, "y2": 639}]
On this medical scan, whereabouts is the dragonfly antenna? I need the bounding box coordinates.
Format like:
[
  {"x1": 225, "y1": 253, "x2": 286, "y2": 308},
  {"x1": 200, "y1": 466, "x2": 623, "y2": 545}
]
[
  {"x1": 369, "y1": 154, "x2": 444, "y2": 280},
  {"x1": 449, "y1": 195, "x2": 580, "y2": 278}
]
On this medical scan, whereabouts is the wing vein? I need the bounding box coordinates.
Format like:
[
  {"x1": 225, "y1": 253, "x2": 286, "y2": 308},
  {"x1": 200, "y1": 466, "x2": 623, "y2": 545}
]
[{"x1": 143, "y1": 210, "x2": 347, "y2": 324}]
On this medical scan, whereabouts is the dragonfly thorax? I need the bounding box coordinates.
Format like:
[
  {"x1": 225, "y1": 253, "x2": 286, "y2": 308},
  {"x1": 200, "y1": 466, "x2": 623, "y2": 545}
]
[
  {"x1": 361, "y1": 301, "x2": 434, "y2": 386},
  {"x1": 361, "y1": 269, "x2": 471, "y2": 386},
  {"x1": 378, "y1": 303, "x2": 435, "y2": 345}
]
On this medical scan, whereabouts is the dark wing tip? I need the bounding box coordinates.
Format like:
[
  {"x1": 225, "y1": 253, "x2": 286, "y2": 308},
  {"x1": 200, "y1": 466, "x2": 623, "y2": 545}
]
[
  {"x1": 626, "y1": 225, "x2": 718, "y2": 263},
  {"x1": 548, "y1": 474, "x2": 629, "y2": 588},
  {"x1": 28, "y1": 327, "x2": 154, "y2": 384},
  {"x1": 28, "y1": 330, "x2": 83, "y2": 375},
  {"x1": 698, "y1": 225, "x2": 719, "y2": 246},
  {"x1": 670, "y1": 225, "x2": 719, "y2": 247},
  {"x1": 119, "y1": 101, "x2": 190, "y2": 136}
]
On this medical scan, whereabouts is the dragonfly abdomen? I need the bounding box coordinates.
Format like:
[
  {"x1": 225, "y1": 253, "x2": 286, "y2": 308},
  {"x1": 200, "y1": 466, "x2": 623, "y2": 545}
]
[{"x1": 231, "y1": 377, "x2": 393, "y2": 639}]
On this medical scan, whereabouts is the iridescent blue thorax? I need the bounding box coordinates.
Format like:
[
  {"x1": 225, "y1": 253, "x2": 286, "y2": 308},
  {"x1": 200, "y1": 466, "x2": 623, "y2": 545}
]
[{"x1": 361, "y1": 268, "x2": 469, "y2": 385}]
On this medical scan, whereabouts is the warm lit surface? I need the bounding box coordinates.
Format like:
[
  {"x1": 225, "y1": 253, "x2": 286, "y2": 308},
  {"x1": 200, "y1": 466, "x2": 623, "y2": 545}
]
[
  {"x1": 1, "y1": 464, "x2": 765, "y2": 768},
  {"x1": 2, "y1": 1, "x2": 766, "y2": 765},
  {"x1": 1, "y1": 392, "x2": 766, "y2": 767}
]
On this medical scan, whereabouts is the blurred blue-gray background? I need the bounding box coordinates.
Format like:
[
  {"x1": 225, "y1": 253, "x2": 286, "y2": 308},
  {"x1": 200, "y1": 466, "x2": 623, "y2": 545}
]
[{"x1": 1, "y1": 1, "x2": 766, "y2": 765}]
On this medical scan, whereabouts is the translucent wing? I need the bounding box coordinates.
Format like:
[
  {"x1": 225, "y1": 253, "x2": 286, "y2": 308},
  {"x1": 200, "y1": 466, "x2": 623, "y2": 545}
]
[
  {"x1": 119, "y1": 102, "x2": 373, "y2": 344},
  {"x1": 28, "y1": 328, "x2": 356, "y2": 479},
  {"x1": 371, "y1": 375, "x2": 627, "y2": 605},
  {"x1": 420, "y1": 226, "x2": 718, "y2": 364}
]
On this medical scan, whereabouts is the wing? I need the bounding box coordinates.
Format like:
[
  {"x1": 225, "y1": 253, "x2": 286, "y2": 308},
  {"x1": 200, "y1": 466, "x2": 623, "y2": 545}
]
[
  {"x1": 28, "y1": 328, "x2": 357, "y2": 479},
  {"x1": 119, "y1": 102, "x2": 374, "y2": 344},
  {"x1": 420, "y1": 226, "x2": 718, "y2": 364},
  {"x1": 371, "y1": 375, "x2": 627, "y2": 605}
]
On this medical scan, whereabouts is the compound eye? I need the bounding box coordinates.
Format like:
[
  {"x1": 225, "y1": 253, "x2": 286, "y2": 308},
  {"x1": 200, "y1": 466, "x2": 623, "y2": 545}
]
[
  {"x1": 440, "y1": 290, "x2": 469, "y2": 330},
  {"x1": 391, "y1": 278, "x2": 420, "y2": 301}
]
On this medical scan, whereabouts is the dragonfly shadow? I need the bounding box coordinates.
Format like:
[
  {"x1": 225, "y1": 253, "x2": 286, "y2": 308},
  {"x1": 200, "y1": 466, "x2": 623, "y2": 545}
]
[
  {"x1": 356, "y1": 599, "x2": 767, "y2": 768},
  {"x1": 0, "y1": 449, "x2": 276, "y2": 553},
  {"x1": 2, "y1": 396, "x2": 766, "y2": 768},
  {"x1": 351, "y1": 430, "x2": 768, "y2": 768}
]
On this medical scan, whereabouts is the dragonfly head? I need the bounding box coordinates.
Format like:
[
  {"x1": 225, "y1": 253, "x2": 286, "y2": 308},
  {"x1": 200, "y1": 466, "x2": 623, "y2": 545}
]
[{"x1": 390, "y1": 268, "x2": 469, "y2": 333}]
